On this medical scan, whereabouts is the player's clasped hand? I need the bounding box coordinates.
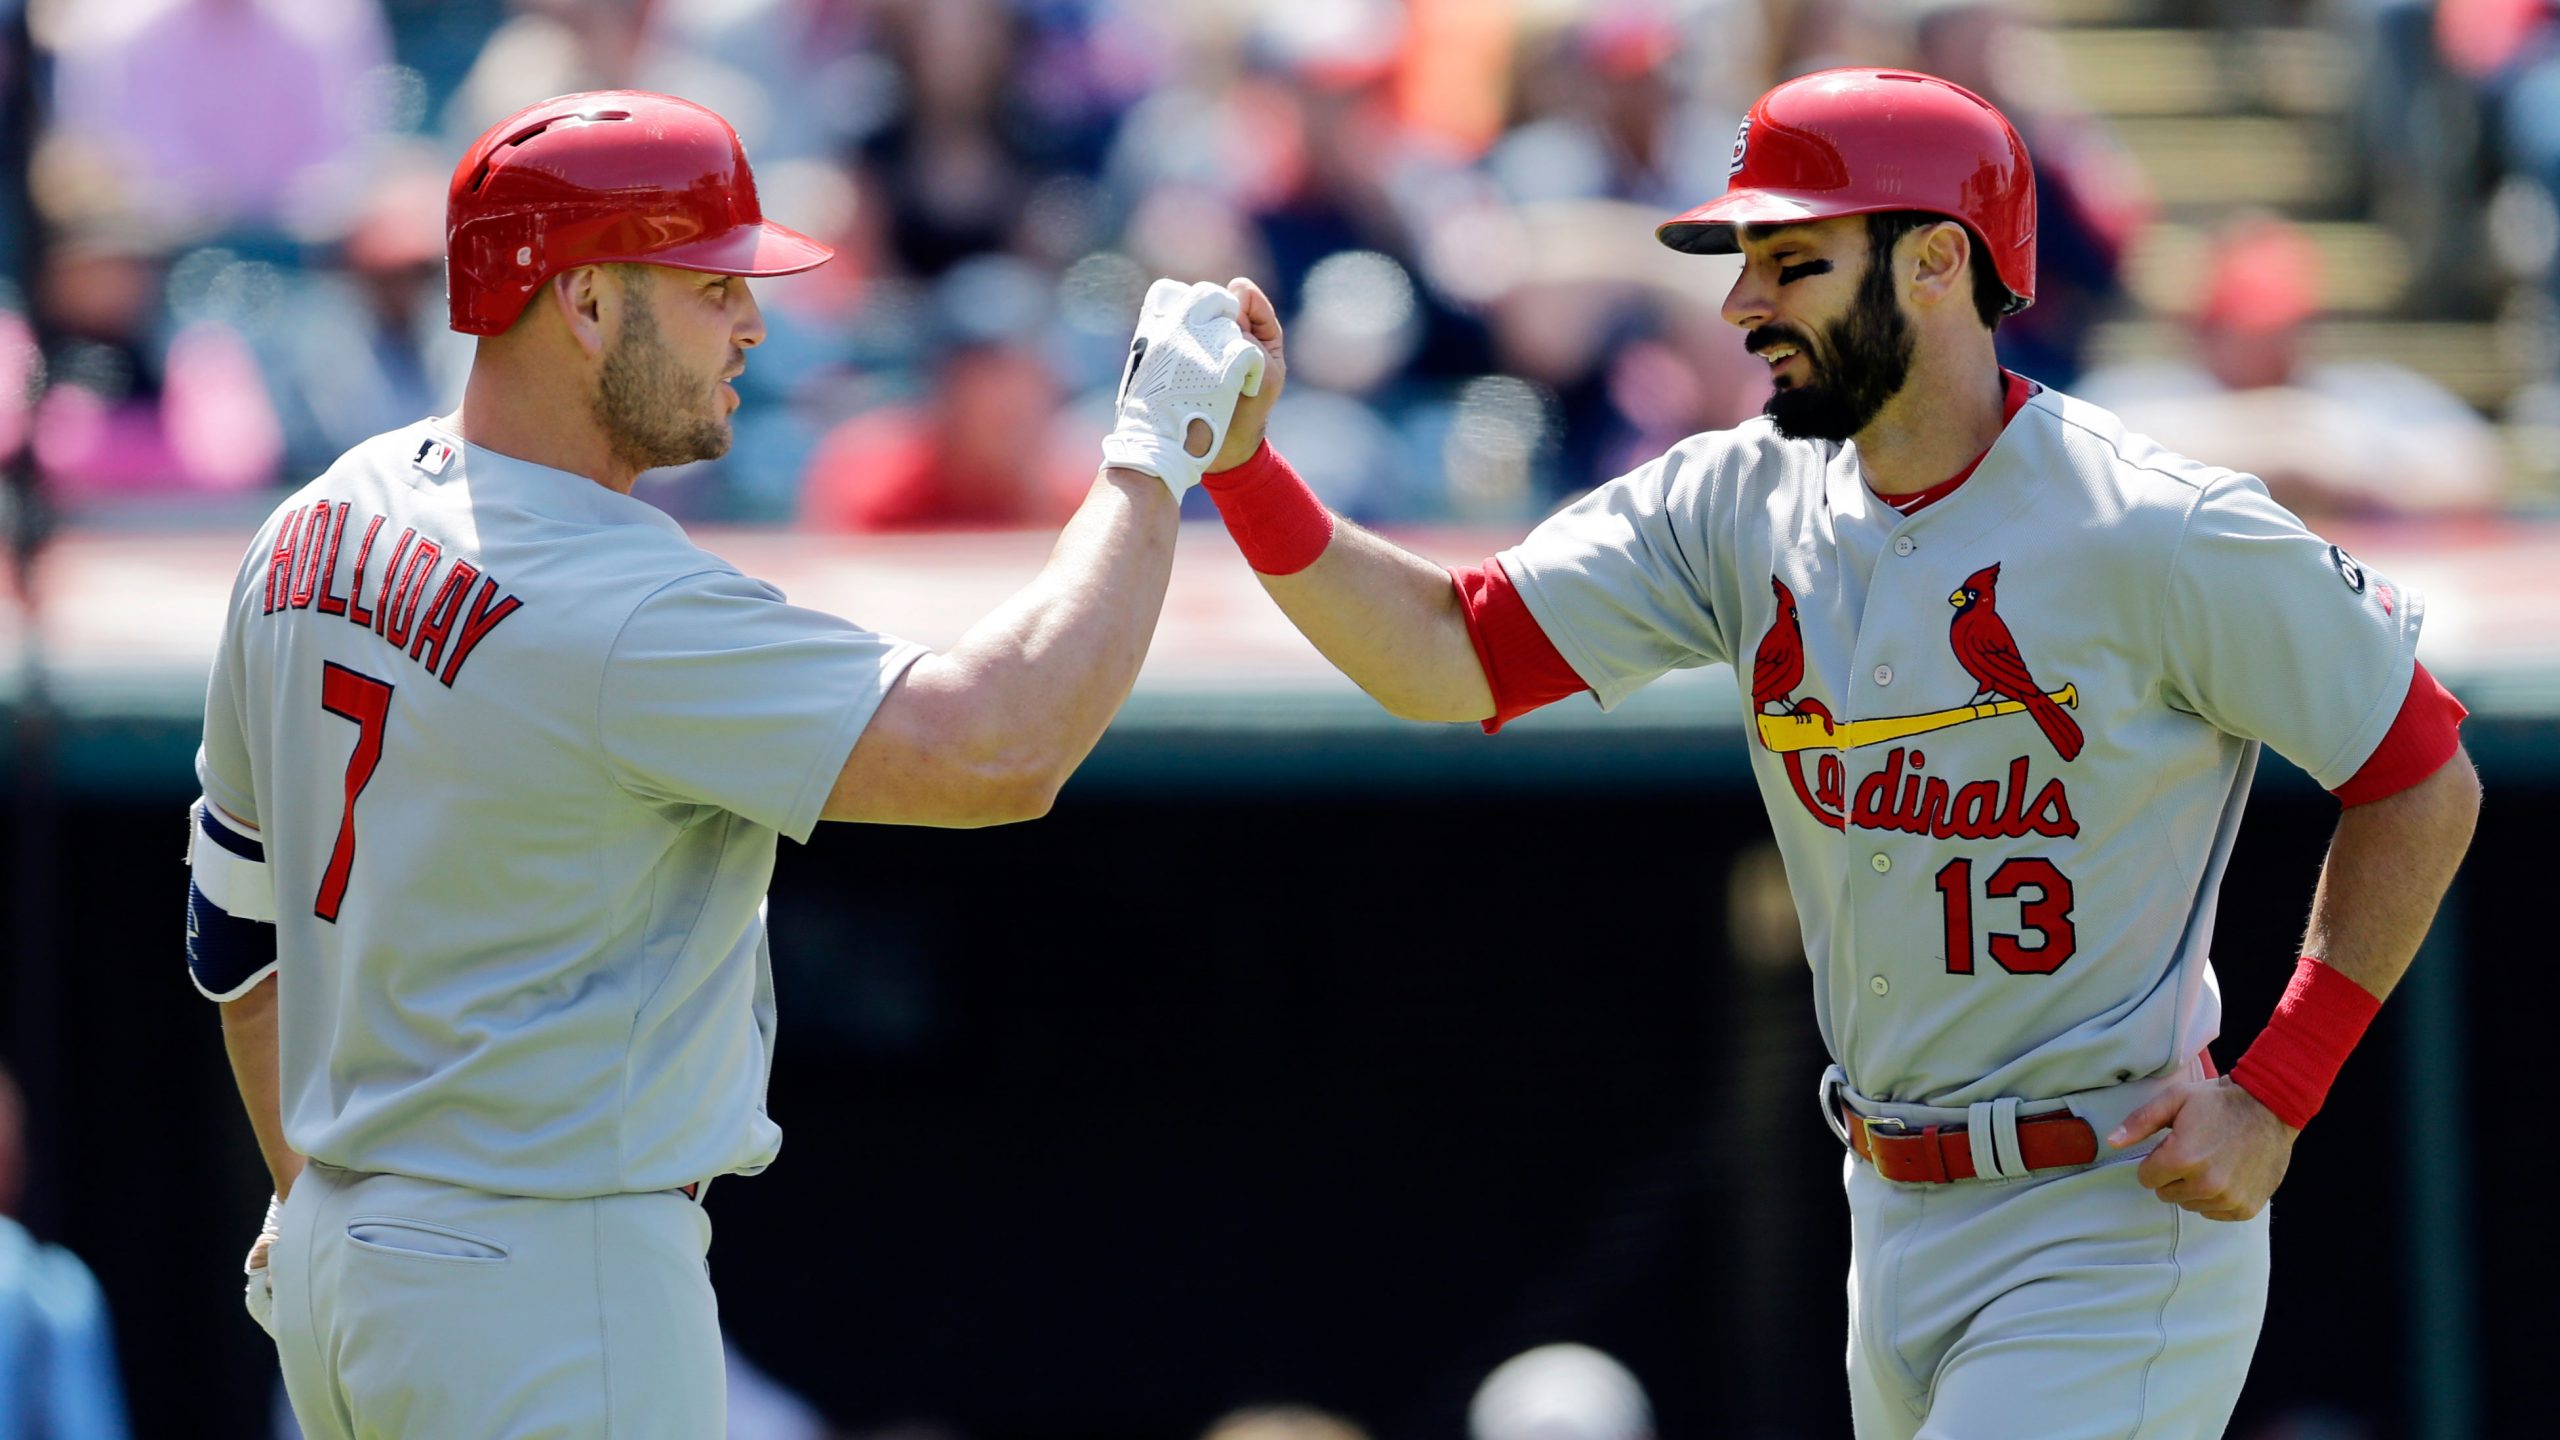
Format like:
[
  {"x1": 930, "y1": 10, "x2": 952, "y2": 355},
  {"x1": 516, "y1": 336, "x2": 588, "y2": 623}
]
[
  {"x1": 243, "y1": 1193, "x2": 282, "y2": 1339},
  {"x1": 2109, "y1": 1077, "x2": 2300, "y2": 1221},
  {"x1": 1100, "y1": 278, "x2": 1269, "y2": 499}
]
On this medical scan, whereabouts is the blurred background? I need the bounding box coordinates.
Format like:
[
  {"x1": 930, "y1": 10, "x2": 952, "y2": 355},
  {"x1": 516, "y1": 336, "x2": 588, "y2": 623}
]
[{"x1": 1, "y1": 0, "x2": 2553, "y2": 1436}]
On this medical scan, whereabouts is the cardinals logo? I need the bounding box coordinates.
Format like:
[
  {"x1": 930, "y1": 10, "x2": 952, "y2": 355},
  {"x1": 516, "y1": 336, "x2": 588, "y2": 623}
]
[
  {"x1": 1946, "y1": 563, "x2": 2083, "y2": 761},
  {"x1": 1754, "y1": 565, "x2": 2084, "y2": 836}
]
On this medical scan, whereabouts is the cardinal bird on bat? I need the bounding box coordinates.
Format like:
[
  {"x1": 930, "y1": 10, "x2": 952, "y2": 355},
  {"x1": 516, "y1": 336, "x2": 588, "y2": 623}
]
[
  {"x1": 1948, "y1": 563, "x2": 2084, "y2": 762},
  {"x1": 1753, "y1": 575, "x2": 1806, "y2": 712}
]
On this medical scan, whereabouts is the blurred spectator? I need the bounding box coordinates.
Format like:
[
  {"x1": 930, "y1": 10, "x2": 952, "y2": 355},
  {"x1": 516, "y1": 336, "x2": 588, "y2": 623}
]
[
  {"x1": 1912, "y1": 1, "x2": 2152, "y2": 389},
  {"x1": 377, "y1": 0, "x2": 511, "y2": 116},
  {"x1": 22, "y1": 225, "x2": 281, "y2": 502},
  {"x1": 2441, "y1": 0, "x2": 2560, "y2": 329},
  {"x1": 1467, "y1": 1343, "x2": 1654, "y2": 1440},
  {"x1": 801, "y1": 256, "x2": 1090, "y2": 532},
  {"x1": 800, "y1": 336, "x2": 1088, "y2": 531},
  {"x1": 264, "y1": 161, "x2": 471, "y2": 480},
  {"x1": 0, "y1": 1058, "x2": 135, "y2": 1440},
  {"x1": 1261, "y1": 245, "x2": 1425, "y2": 516},
  {"x1": 2077, "y1": 215, "x2": 2507, "y2": 519},
  {"x1": 4, "y1": 0, "x2": 38, "y2": 286},
  {"x1": 1201, "y1": 1403, "x2": 1371, "y2": 1440},
  {"x1": 860, "y1": 0, "x2": 1089, "y2": 279},
  {"x1": 1491, "y1": 3, "x2": 1744, "y2": 214},
  {"x1": 44, "y1": 0, "x2": 393, "y2": 241},
  {"x1": 1773, "y1": 0, "x2": 1920, "y2": 78},
  {"x1": 634, "y1": 0, "x2": 885, "y2": 167},
  {"x1": 2341, "y1": 1, "x2": 2482, "y2": 306},
  {"x1": 441, "y1": 0, "x2": 643, "y2": 141}
]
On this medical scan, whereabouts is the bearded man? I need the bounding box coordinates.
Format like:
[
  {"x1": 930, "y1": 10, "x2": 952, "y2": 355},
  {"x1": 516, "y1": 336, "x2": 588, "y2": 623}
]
[{"x1": 1192, "y1": 69, "x2": 2478, "y2": 1439}]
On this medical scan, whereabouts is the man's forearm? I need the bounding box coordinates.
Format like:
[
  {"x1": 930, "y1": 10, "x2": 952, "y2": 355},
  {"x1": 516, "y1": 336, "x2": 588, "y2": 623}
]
[
  {"x1": 219, "y1": 973, "x2": 305, "y2": 1197},
  {"x1": 1253, "y1": 522, "x2": 1496, "y2": 723},
  {"x1": 938, "y1": 467, "x2": 1181, "y2": 782},
  {"x1": 2300, "y1": 746, "x2": 2482, "y2": 1000}
]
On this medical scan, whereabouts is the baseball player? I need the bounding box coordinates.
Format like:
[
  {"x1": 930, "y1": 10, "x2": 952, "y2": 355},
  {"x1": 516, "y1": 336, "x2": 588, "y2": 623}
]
[
  {"x1": 186, "y1": 91, "x2": 1264, "y2": 1437},
  {"x1": 1195, "y1": 70, "x2": 2480, "y2": 1437}
]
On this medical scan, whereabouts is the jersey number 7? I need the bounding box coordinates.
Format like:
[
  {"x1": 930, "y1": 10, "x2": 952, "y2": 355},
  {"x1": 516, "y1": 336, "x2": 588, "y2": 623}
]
[{"x1": 317, "y1": 663, "x2": 393, "y2": 923}]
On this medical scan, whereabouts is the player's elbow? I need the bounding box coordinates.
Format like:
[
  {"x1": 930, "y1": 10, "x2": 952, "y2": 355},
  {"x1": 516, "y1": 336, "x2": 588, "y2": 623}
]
[
  {"x1": 960, "y1": 755, "x2": 1065, "y2": 826},
  {"x1": 822, "y1": 751, "x2": 1061, "y2": 828},
  {"x1": 1360, "y1": 671, "x2": 1497, "y2": 725},
  {"x1": 2425, "y1": 744, "x2": 2484, "y2": 842}
]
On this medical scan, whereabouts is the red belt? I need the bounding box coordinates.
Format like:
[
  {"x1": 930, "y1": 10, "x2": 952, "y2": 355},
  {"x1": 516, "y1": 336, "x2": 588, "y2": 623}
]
[{"x1": 1841, "y1": 1105, "x2": 2098, "y2": 1183}]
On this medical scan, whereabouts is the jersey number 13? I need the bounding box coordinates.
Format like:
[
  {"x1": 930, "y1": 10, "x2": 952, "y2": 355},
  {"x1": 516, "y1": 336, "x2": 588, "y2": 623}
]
[{"x1": 1933, "y1": 856, "x2": 2076, "y2": 975}]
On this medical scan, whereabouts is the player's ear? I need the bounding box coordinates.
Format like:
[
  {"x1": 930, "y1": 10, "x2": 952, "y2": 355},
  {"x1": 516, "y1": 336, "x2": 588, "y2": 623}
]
[
  {"x1": 1907, "y1": 222, "x2": 1970, "y2": 310},
  {"x1": 553, "y1": 266, "x2": 614, "y2": 359}
]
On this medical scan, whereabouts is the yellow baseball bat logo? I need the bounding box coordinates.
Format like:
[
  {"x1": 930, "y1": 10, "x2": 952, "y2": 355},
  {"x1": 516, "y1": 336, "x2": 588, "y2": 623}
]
[{"x1": 1757, "y1": 684, "x2": 2080, "y2": 754}]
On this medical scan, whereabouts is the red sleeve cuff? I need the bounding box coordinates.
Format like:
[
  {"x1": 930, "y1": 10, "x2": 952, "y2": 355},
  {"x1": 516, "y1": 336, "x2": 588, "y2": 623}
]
[
  {"x1": 2331, "y1": 662, "x2": 2468, "y2": 806},
  {"x1": 1201, "y1": 441, "x2": 1335, "y2": 575},
  {"x1": 1450, "y1": 559, "x2": 1588, "y2": 733}
]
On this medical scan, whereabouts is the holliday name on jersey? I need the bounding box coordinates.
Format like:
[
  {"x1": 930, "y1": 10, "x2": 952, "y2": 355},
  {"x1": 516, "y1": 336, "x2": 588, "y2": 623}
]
[{"x1": 259, "y1": 498, "x2": 524, "y2": 688}]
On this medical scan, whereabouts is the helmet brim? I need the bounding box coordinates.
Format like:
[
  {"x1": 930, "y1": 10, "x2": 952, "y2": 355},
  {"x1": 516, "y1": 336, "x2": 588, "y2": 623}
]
[
  {"x1": 1655, "y1": 189, "x2": 1907, "y2": 254},
  {"x1": 636, "y1": 218, "x2": 835, "y2": 278}
]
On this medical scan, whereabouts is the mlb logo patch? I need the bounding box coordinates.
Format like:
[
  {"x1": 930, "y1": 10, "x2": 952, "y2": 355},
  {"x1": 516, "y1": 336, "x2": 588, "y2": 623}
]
[{"x1": 413, "y1": 438, "x2": 456, "y2": 475}]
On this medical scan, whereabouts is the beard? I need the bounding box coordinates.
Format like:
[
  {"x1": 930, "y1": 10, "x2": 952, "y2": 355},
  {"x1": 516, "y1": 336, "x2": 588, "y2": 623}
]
[
  {"x1": 1754, "y1": 249, "x2": 1919, "y2": 444},
  {"x1": 593, "y1": 289, "x2": 732, "y2": 475}
]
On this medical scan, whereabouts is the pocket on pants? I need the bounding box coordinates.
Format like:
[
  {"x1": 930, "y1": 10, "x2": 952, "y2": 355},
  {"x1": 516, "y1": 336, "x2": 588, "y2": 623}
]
[{"x1": 344, "y1": 1215, "x2": 511, "y2": 1264}]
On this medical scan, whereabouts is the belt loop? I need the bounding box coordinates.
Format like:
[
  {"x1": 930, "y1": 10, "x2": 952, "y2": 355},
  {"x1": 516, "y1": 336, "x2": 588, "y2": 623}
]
[
  {"x1": 1964, "y1": 1101, "x2": 2002, "y2": 1180},
  {"x1": 1818, "y1": 1064, "x2": 1854, "y2": 1148},
  {"x1": 1990, "y1": 1096, "x2": 2025, "y2": 1178},
  {"x1": 1963, "y1": 1097, "x2": 2029, "y2": 1180}
]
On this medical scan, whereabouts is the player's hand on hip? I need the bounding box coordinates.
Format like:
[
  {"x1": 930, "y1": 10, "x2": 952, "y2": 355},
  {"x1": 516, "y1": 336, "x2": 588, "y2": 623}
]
[
  {"x1": 1100, "y1": 277, "x2": 1270, "y2": 500},
  {"x1": 243, "y1": 1193, "x2": 282, "y2": 1339},
  {"x1": 2110, "y1": 1077, "x2": 2298, "y2": 1221},
  {"x1": 1206, "y1": 276, "x2": 1287, "y2": 475}
]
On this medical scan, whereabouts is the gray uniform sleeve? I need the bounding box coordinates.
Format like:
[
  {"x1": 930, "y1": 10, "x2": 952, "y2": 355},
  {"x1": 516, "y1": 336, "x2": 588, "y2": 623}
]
[
  {"x1": 197, "y1": 571, "x2": 258, "y2": 826},
  {"x1": 1496, "y1": 450, "x2": 1730, "y2": 709},
  {"x1": 600, "y1": 569, "x2": 928, "y2": 842},
  {"x1": 2161, "y1": 473, "x2": 2421, "y2": 789}
]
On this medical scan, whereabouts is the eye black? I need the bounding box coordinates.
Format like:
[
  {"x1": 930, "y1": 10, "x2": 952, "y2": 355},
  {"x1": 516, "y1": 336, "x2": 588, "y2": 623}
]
[{"x1": 1778, "y1": 260, "x2": 1831, "y2": 285}]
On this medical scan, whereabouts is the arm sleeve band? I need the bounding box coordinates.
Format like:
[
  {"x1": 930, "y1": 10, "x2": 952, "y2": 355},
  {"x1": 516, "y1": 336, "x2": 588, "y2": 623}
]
[
  {"x1": 2330, "y1": 662, "x2": 2468, "y2": 806},
  {"x1": 1200, "y1": 441, "x2": 1336, "y2": 575},
  {"x1": 2228, "y1": 956, "x2": 2384, "y2": 1130},
  {"x1": 1450, "y1": 559, "x2": 1590, "y2": 733},
  {"x1": 187, "y1": 799, "x2": 277, "y2": 1001}
]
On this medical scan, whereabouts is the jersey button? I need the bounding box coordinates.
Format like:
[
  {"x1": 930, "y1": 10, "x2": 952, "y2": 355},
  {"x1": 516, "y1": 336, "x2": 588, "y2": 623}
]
[
  {"x1": 1869, "y1": 975, "x2": 1890, "y2": 996},
  {"x1": 1870, "y1": 853, "x2": 1891, "y2": 874},
  {"x1": 1873, "y1": 664, "x2": 1893, "y2": 686},
  {"x1": 1894, "y1": 536, "x2": 1916, "y2": 556}
]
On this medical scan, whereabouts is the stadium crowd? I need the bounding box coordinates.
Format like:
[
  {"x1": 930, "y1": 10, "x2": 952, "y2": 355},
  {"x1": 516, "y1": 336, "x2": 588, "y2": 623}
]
[{"x1": 3, "y1": 0, "x2": 2537, "y2": 538}]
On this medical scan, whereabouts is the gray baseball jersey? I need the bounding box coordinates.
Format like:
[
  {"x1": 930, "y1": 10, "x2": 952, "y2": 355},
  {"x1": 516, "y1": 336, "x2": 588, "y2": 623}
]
[
  {"x1": 1499, "y1": 385, "x2": 2420, "y2": 1107},
  {"x1": 197, "y1": 417, "x2": 924, "y2": 1199}
]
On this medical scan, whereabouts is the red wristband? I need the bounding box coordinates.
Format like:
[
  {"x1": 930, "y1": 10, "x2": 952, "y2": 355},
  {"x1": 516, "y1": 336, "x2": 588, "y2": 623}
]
[
  {"x1": 1202, "y1": 441, "x2": 1335, "y2": 576},
  {"x1": 2228, "y1": 956, "x2": 2383, "y2": 1130}
]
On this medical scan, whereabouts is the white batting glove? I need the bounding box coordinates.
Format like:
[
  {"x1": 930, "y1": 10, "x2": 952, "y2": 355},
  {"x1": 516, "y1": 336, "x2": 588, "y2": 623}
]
[
  {"x1": 244, "y1": 1193, "x2": 280, "y2": 1339},
  {"x1": 1100, "y1": 278, "x2": 1268, "y2": 499}
]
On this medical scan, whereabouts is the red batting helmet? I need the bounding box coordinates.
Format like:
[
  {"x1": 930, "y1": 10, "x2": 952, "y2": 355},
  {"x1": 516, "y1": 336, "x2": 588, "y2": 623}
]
[
  {"x1": 1656, "y1": 68, "x2": 2036, "y2": 314},
  {"x1": 445, "y1": 90, "x2": 832, "y2": 335}
]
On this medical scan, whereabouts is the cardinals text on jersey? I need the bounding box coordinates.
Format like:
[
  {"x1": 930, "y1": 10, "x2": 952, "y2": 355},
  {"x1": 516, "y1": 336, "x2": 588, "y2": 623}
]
[{"x1": 1751, "y1": 560, "x2": 2081, "y2": 841}]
